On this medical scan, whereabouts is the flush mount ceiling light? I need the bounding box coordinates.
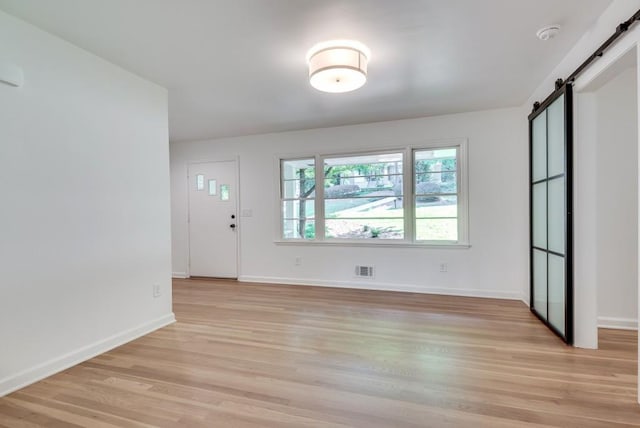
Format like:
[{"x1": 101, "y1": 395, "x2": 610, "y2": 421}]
[
  {"x1": 306, "y1": 40, "x2": 370, "y2": 93},
  {"x1": 536, "y1": 25, "x2": 561, "y2": 41}
]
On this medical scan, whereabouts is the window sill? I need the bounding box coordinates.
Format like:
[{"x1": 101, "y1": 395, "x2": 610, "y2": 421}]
[{"x1": 273, "y1": 240, "x2": 471, "y2": 249}]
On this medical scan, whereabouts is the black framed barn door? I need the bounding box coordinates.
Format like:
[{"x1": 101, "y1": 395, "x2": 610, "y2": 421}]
[{"x1": 529, "y1": 84, "x2": 573, "y2": 344}]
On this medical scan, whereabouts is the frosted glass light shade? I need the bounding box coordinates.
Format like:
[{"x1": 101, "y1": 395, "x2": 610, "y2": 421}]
[{"x1": 307, "y1": 40, "x2": 370, "y2": 93}]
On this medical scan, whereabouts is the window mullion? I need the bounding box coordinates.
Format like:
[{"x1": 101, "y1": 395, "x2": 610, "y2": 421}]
[
  {"x1": 457, "y1": 148, "x2": 463, "y2": 243},
  {"x1": 278, "y1": 159, "x2": 284, "y2": 240},
  {"x1": 315, "y1": 154, "x2": 325, "y2": 241},
  {"x1": 459, "y1": 143, "x2": 469, "y2": 244},
  {"x1": 404, "y1": 147, "x2": 413, "y2": 243}
]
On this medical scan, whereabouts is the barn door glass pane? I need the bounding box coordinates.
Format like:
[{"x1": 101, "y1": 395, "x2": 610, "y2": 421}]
[
  {"x1": 548, "y1": 96, "x2": 565, "y2": 177},
  {"x1": 533, "y1": 183, "x2": 547, "y2": 249},
  {"x1": 532, "y1": 114, "x2": 547, "y2": 182},
  {"x1": 548, "y1": 254, "x2": 566, "y2": 336},
  {"x1": 533, "y1": 249, "x2": 548, "y2": 319},
  {"x1": 548, "y1": 177, "x2": 565, "y2": 254}
]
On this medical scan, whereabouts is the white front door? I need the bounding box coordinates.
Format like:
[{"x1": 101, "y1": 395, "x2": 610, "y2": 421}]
[{"x1": 188, "y1": 160, "x2": 238, "y2": 278}]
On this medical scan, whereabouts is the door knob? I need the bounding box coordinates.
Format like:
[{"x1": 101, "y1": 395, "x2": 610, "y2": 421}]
[{"x1": 230, "y1": 223, "x2": 236, "y2": 229}]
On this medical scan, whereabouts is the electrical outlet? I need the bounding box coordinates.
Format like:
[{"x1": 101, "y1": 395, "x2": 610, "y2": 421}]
[
  {"x1": 152, "y1": 284, "x2": 161, "y2": 298},
  {"x1": 295, "y1": 257, "x2": 302, "y2": 266},
  {"x1": 439, "y1": 263, "x2": 448, "y2": 273}
]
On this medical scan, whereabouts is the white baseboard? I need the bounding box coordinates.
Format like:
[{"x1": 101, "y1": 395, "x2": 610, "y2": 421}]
[
  {"x1": 237, "y1": 275, "x2": 522, "y2": 300},
  {"x1": 598, "y1": 316, "x2": 638, "y2": 331},
  {"x1": 172, "y1": 272, "x2": 189, "y2": 279},
  {"x1": 0, "y1": 313, "x2": 176, "y2": 397}
]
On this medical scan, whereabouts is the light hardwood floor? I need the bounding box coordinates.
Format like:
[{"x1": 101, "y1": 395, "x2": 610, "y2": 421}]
[{"x1": 1, "y1": 278, "x2": 639, "y2": 427}]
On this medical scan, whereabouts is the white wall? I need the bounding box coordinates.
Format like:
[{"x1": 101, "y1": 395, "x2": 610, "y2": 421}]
[
  {"x1": 595, "y1": 67, "x2": 639, "y2": 329},
  {"x1": 0, "y1": 11, "x2": 174, "y2": 396},
  {"x1": 171, "y1": 107, "x2": 528, "y2": 300}
]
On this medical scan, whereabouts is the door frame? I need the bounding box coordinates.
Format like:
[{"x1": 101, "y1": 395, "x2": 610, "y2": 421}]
[
  {"x1": 528, "y1": 83, "x2": 574, "y2": 344},
  {"x1": 572, "y1": 43, "x2": 640, "y2": 350},
  {"x1": 567, "y1": 27, "x2": 640, "y2": 405},
  {"x1": 185, "y1": 157, "x2": 241, "y2": 279}
]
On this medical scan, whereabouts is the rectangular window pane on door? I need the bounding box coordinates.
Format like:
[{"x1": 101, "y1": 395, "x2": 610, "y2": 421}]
[
  {"x1": 196, "y1": 174, "x2": 205, "y2": 191},
  {"x1": 547, "y1": 95, "x2": 566, "y2": 177},
  {"x1": 548, "y1": 254, "x2": 566, "y2": 336},
  {"x1": 220, "y1": 184, "x2": 230, "y2": 201},
  {"x1": 208, "y1": 179, "x2": 217, "y2": 196},
  {"x1": 548, "y1": 177, "x2": 565, "y2": 254},
  {"x1": 532, "y1": 114, "x2": 547, "y2": 182},
  {"x1": 533, "y1": 249, "x2": 548, "y2": 319},
  {"x1": 533, "y1": 182, "x2": 547, "y2": 249}
]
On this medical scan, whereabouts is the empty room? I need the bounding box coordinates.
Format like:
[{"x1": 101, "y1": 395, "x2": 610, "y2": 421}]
[{"x1": 2, "y1": 0, "x2": 640, "y2": 426}]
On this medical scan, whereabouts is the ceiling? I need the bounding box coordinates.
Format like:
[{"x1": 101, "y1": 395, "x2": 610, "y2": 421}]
[{"x1": 0, "y1": 0, "x2": 612, "y2": 142}]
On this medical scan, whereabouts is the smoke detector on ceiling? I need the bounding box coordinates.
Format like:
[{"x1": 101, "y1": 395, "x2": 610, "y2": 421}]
[{"x1": 536, "y1": 25, "x2": 561, "y2": 41}]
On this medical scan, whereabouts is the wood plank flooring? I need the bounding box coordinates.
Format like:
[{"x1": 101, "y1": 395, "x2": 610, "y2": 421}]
[{"x1": 1, "y1": 278, "x2": 638, "y2": 427}]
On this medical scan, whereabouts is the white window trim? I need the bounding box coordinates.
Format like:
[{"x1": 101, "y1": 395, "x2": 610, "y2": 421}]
[
  {"x1": 273, "y1": 240, "x2": 471, "y2": 249},
  {"x1": 277, "y1": 155, "x2": 317, "y2": 241},
  {"x1": 412, "y1": 140, "x2": 469, "y2": 246},
  {"x1": 275, "y1": 138, "x2": 470, "y2": 247}
]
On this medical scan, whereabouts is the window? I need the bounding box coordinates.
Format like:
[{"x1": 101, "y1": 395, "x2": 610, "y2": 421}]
[
  {"x1": 324, "y1": 152, "x2": 404, "y2": 239},
  {"x1": 220, "y1": 184, "x2": 230, "y2": 201},
  {"x1": 196, "y1": 174, "x2": 205, "y2": 191},
  {"x1": 281, "y1": 158, "x2": 315, "y2": 239},
  {"x1": 208, "y1": 179, "x2": 217, "y2": 196},
  {"x1": 414, "y1": 147, "x2": 459, "y2": 242},
  {"x1": 279, "y1": 141, "x2": 468, "y2": 246}
]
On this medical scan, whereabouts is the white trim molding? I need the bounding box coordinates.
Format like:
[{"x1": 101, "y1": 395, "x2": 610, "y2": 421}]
[
  {"x1": 172, "y1": 272, "x2": 189, "y2": 279},
  {"x1": 274, "y1": 240, "x2": 471, "y2": 249},
  {"x1": 238, "y1": 275, "x2": 522, "y2": 300},
  {"x1": 0, "y1": 313, "x2": 176, "y2": 397},
  {"x1": 598, "y1": 316, "x2": 638, "y2": 331}
]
